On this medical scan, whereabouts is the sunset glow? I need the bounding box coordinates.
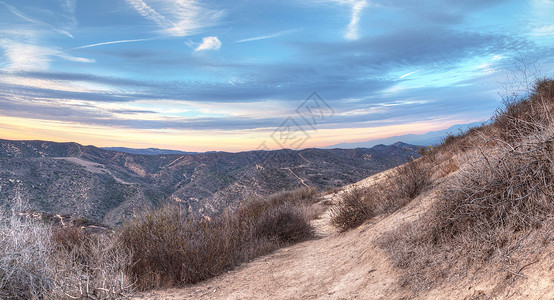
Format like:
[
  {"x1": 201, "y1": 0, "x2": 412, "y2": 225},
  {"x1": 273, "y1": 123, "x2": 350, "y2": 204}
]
[{"x1": 1, "y1": 0, "x2": 553, "y2": 151}]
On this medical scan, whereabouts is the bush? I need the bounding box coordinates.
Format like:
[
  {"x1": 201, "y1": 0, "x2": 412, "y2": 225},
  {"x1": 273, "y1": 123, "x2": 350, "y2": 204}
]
[
  {"x1": 250, "y1": 203, "x2": 314, "y2": 245},
  {"x1": 0, "y1": 210, "x2": 53, "y2": 299},
  {"x1": 382, "y1": 78, "x2": 554, "y2": 291},
  {"x1": 430, "y1": 130, "x2": 554, "y2": 259},
  {"x1": 330, "y1": 189, "x2": 373, "y2": 231},
  {"x1": 493, "y1": 78, "x2": 554, "y2": 142},
  {"x1": 121, "y1": 188, "x2": 315, "y2": 290},
  {"x1": 0, "y1": 209, "x2": 133, "y2": 299},
  {"x1": 330, "y1": 158, "x2": 432, "y2": 232},
  {"x1": 51, "y1": 227, "x2": 133, "y2": 299},
  {"x1": 390, "y1": 158, "x2": 432, "y2": 203},
  {"x1": 51, "y1": 225, "x2": 88, "y2": 252}
]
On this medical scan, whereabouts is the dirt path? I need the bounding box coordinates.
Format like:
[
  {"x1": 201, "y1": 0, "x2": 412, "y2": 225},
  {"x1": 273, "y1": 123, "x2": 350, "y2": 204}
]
[
  {"x1": 133, "y1": 170, "x2": 414, "y2": 300},
  {"x1": 132, "y1": 168, "x2": 554, "y2": 299},
  {"x1": 283, "y1": 167, "x2": 309, "y2": 188}
]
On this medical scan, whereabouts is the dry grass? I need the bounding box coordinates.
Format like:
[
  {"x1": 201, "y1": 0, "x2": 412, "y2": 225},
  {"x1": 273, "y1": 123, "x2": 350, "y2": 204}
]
[
  {"x1": 331, "y1": 158, "x2": 432, "y2": 231},
  {"x1": 0, "y1": 209, "x2": 53, "y2": 299},
  {"x1": 0, "y1": 208, "x2": 133, "y2": 299},
  {"x1": 330, "y1": 189, "x2": 373, "y2": 231},
  {"x1": 1, "y1": 188, "x2": 317, "y2": 296},
  {"x1": 382, "y1": 78, "x2": 554, "y2": 292},
  {"x1": 121, "y1": 187, "x2": 317, "y2": 290}
]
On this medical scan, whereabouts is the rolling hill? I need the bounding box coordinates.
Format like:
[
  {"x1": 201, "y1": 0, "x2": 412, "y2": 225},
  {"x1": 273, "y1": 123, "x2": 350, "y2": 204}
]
[{"x1": 0, "y1": 139, "x2": 420, "y2": 226}]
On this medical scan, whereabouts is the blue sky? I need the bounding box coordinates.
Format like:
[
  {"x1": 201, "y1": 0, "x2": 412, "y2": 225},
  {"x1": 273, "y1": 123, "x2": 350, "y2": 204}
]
[{"x1": 0, "y1": 0, "x2": 553, "y2": 151}]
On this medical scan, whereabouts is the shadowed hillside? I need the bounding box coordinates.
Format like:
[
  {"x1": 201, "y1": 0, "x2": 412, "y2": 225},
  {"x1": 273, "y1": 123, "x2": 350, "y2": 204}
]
[{"x1": 0, "y1": 140, "x2": 419, "y2": 225}]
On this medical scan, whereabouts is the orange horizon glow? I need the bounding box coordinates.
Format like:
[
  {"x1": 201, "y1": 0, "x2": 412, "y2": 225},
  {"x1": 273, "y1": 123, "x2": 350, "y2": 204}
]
[{"x1": 0, "y1": 115, "x2": 478, "y2": 152}]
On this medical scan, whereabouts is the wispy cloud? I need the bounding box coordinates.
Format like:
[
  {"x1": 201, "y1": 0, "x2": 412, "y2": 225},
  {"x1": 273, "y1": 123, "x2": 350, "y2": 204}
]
[
  {"x1": 0, "y1": 1, "x2": 74, "y2": 38},
  {"x1": 531, "y1": 24, "x2": 554, "y2": 36},
  {"x1": 236, "y1": 29, "x2": 299, "y2": 43},
  {"x1": 195, "y1": 36, "x2": 221, "y2": 51},
  {"x1": 125, "y1": 0, "x2": 224, "y2": 37},
  {"x1": 0, "y1": 40, "x2": 94, "y2": 71},
  {"x1": 345, "y1": 1, "x2": 367, "y2": 40},
  {"x1": 314, "y1": 0, "x2": 367, "y2": 40},
  {"x1": 60, "y1": 0, "x2": 78, "y2": 28},
  {"x1": 399, "y1": 70, "x2": 419, "y2": 79},
  {"x1": 125, "y1": 0, "x2": 170, "y2": 27},
  {"x1": 528, "y1": 0, "x2": 554, "y2": 36},
  {"x1": 73, "y1": 38, "x2": 154, "y2": 49},
  {"x1": 0, "y1": 42, "x2": 51, "y2": 71}
]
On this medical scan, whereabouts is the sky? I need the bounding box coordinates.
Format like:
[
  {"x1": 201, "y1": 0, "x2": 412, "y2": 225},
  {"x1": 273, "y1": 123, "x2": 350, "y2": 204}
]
[{"x1": 0, "y1": 0, "x2": 553, "y2": 152}]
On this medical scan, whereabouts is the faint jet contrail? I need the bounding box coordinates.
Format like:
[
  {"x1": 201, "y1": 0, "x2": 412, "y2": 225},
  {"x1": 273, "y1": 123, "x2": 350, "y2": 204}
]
[
  {"x1": 73, "y1": 38, "x2": 154, "y2": 49},
  {"x1": 0, "y1": 0, "x2": 74, "y2": 38}
]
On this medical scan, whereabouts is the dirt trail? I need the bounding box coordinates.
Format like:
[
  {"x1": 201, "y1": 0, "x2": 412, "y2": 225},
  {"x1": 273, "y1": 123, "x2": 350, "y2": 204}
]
[
  {"x1": 133, "y1": 169, "x2": 554, "y2": 300},
  {"x1": 283, "y1": 167, "x2": 309, "y2": 189},
  {"x1": 134, "y1": 170, "x2": 412, "y2": 300}
]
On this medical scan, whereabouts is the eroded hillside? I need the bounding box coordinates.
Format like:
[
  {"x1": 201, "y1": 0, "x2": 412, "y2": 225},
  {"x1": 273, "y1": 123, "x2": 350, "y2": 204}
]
[{"x1": 0, "y1": 140, "x2": 419, "y2": 225}]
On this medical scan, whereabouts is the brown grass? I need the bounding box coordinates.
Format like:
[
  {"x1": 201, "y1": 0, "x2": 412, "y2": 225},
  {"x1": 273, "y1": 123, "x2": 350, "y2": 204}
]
[
  {"x1": 0, "y1": 209, "x2": 133, "y2": 299},
  {"x1": 330, "y1": 189, "x2": 373, "y2": 231},
  {"x1": 121, "y1": 187, "x2": 317, "y2": 290},
  {"x1": 330, "y1": 158, "x2": 432, "y2": 231},
  {"x1": 381, "y1": 78, "x2": 554, "y2": 292},
  {"x1": 1, "y1": 188, "x2": 318, "y2": 296}
]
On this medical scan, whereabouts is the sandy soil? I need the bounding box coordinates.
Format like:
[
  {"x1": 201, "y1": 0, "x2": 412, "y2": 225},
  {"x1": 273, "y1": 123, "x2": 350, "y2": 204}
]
[{"x1": 132, "y1": 170, "x2": 554, "y2": 300}]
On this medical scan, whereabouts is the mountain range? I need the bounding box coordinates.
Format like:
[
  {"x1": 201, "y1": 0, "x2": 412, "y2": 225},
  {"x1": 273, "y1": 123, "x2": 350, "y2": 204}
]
[
  {"x1": 0, "y1": 139, "x2": 420, "y2": 226},
  {"x1": 101, "y1": 147, "x2": 201, "y2": 155},
  {"x1": 326, "y1": 121, "x2": 485, "y2": 149}
]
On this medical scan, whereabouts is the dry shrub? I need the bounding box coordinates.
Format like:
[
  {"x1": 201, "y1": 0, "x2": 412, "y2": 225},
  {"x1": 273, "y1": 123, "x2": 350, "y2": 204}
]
[
  {"x1": 1, "y1": 188, "x2": 316, "y2": 296},
  {"x1": 121, "y1": 188, "x2": 315, "y2": 290},
  {"x1": 390, "y1": 158, "x2": 432, "y2": 202},
  {"x1": 493, "y1": 78, "x2": 554, "y2": 142},
  {"x1": 0, "y1": 209, "x2": 53, "y2": 299},
  {"x1": 383, "y1": 131, "x2": 554, "y2": 291},
  {"x1": 0, "y1": 209, "x2": 133, "y2": 299},
  {"x1": 382, "y1": 79, "x2": 554, "y2": 291},
  {"x1": 331, "y1": 158, "x2": 432, "y2": 231},
  {"x1": 431, "y1": 132, "x2": 554, "y2": 258},
  {"x1": 437, "y1": 158, "x2": 459, "y2": 177},
  {"x1": 330, "y1": 189, "x2": 373, "y2": 232},
  {"x1": 52, "y1": 225, "x2": 88, "y2": 252},
  {"x1": 121, "y1": 206, "x2": 242, "y2": 288},
  {"x1": 432, "y1": 80, "x2": 554, "y2": 259},
  {"x1": 51, "y1": 231, "x2": 134, "y2": 299},
  {"x1": 250, "y1": 203, "x2": 314, "y2": 245}
]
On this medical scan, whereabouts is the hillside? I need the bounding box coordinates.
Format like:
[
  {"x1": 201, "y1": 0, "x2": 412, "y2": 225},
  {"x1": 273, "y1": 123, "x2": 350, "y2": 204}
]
[
  {"x1": 137, "y1": 169, "x2": 553, "y2": 300},
  {"x1": 101, "y1": 147, "x2": 200, "y2": 155},
  {"x1": 0, "y1": 140, "x2": 419, "y2": 225},
  {"x1": 136, "y1": 79, "x2": 554, "y2": 299}
]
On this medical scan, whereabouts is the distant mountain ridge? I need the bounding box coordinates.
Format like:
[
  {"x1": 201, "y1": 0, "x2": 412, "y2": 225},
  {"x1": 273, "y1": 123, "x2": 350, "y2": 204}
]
[
  {"x1": 102, "y1": 147, "x2": 200, "y2": 155},
  {"x1": 0, "y1": 139, "x2": 421, "y2": 226},
  {"x1": 326, "y1": 121, "x2": 485, "y2": 149}
]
